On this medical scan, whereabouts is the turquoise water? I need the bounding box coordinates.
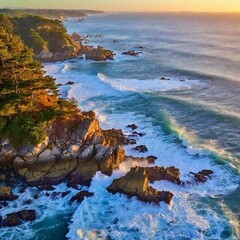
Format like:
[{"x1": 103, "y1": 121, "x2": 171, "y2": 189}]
[{"x1": 1, "y1": 13, "x2": 240, "y2": 239}]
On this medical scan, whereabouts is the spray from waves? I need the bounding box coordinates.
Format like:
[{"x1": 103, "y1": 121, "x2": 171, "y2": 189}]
[{"x1": 98, "y1": 73, "x2": 203, "y2": 92}]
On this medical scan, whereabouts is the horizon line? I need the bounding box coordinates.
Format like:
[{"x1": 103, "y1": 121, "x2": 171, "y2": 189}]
[{"x1": 1, "y1": 7, "x2": 240, "y2": 14}]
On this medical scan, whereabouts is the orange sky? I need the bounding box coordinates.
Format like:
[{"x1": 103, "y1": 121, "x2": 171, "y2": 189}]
[{"x1": 1, "y1": 0, "x2": 240, "y2": 12}]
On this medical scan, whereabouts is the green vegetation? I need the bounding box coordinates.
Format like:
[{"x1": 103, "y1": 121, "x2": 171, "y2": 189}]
[
  {"x1": 12, "y1": 15, "x2": 78, "y2": 55},
  {"x1": 0, "y1": 13, "x2": 78, "y2": 146}
]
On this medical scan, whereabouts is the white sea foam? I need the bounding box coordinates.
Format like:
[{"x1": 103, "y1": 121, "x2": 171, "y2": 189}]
[
  {"x1": 66, "y1": 111, "x2": 238, "y2": 239},
  {"x1": 0, "y1": 183, "x2": 81, "y2": 240},
  {"x1": 98, "y1": 73, "x2": 203, "y2": 92},
  {"x1": 44, "y1": 61, "x2": 239, "y2": 240}
]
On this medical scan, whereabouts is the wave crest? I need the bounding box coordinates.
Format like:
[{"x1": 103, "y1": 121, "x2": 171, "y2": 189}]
[{"x1": 98, "y1": 73, "x2": 203, "y2": 93}]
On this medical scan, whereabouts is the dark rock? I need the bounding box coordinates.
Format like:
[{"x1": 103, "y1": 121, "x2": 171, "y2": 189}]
[
  {"x1": 67, "y1": 183, "x2": 80, "y2": 190},
  {"x1": 146, "y1": 166, "x2": 180, "y2": 184},
  {"x1": 65, "y1": 81, "x2": 75, "y2": 85},
  {"x1": 127, "y1": 124, "x2": 138, "y2": 130},
  {"x1": 122, "y1": 50, "x2": 139, "y2": 56},
  {"x1": 24, "y1": 199, "x2": 33, "y2": 205},
  {"x1": 189, "y1": 169, "x2": 214, "y2": 184},
  {"x1": 61, "y1": 191, "x2": 71, "y2": 198},
  {"x1": 132, "y1": 131, "x2": 145, "y2": 137},
  {"x1": 107, "y1": 167, "x2": 173, "y2": 205},
  {"x1": 133, "y1": 145, "x2": 148, "y2": 153},
  {"x1": 34, "y1": 193, "x2": 40, "y2": 199},
  {"x1": 2, "y1": 213, "x2": 20, "y2": 227},
  {"x1": 70, "y1": 191, "x2": 94, "y2": 203},
  {"x1": 129, "y1": 139, "x2": 137, "y2": 145},
  {"x1": 38, "y1": 185, "x2": 55, "y2": 191},
  {"x1": 146, "y1": 156, "x2": 157, "y2": 163},
  {"x1": 199, "y1": 169, "x2": 214, "y2": 177},
  {"x1": 2, "y1": 210, "x2": 36, "y2": 227},
  {"x1": 113, "y1": 40, "x2": 119, "y2": 43},
  {"x1": 160, "y1": 77, "x2": 170, "y2": 80},
  {"x1": 0, "y1": 201, "x2": 8, "y2": 209}
]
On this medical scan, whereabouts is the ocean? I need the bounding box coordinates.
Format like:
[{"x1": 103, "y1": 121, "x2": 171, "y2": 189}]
[{"x1": 1, "y1": 12, "x2": 240, "y2": 240}]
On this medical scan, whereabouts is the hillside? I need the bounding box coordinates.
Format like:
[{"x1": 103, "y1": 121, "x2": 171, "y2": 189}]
[
  {"x1": 0, "y1": 13, "x2": 78, "y2": 146},
  {"x1": 0, "y1": 8, "x2": 103, "y2": 19}
]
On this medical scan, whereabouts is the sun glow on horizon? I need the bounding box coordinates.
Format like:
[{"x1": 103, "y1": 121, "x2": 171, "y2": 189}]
[{"x1": 1, "y1": 0, "x2": 240, "y2": 13}]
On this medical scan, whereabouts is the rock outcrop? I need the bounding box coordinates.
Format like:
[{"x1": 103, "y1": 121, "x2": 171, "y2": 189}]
[
  {"x1": 35, "y1": 45, "x2": 83, "y2": 62},
  {"x1": 146, "y1": 166, "x2": 180, "y2": 184},
  {"x1": 85, "y1": 46, "x2": 114, "y2": 61},
  {"x1": 107, "y1": 167, "x2": 173, "y2": 205},
  {"x1": 0, "y1": 112, "x2": 126, "y2": 187},
  {"x1": 2, "y1": 210, "x2": 36, "y2": 227}
]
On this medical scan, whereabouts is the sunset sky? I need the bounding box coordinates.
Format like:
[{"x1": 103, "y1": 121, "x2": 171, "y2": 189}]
[{"x1": 1, "y1": 0, "x2": 240, "y2": 12}]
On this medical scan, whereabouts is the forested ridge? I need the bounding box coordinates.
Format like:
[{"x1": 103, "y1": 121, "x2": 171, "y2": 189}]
[{"x1": 0, "y1": 14, "x2": 78, "y2": 146}]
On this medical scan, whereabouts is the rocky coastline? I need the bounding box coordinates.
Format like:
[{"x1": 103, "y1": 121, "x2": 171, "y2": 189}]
[
  {"x1": 0, "y1": 16, "x2": 215, "y2": 229},
  {"x1": 0, "y1": 111, "x2": 214, "y2": 227}
]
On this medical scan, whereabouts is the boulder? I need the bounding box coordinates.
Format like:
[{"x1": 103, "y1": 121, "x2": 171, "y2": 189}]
[
  {"x1": 127, "y1": 124, "x2": 138, "y2": 130},
  {"x1": 107, "y1": 167, "x2": 173, "y2": 204},
  {"x1": 2, "y1": 210, "x2": 36, "y2": 227},
  {"x1": 70, "y1": 191, "x2": 94, "y2": 203},
  {"x1": 0, "y1": 186, "x2": 18, "y2": 201},
  {"x1": 85, "y1": 46, "x2": 114, "y2": 61},
  {"x1": 133, "y1": 145, "x2": 148, "y2": 153}
]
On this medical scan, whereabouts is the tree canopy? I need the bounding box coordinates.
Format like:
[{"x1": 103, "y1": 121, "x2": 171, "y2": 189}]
[{"x1": 0, "y1": 14, "x2": 78, "y2": 146}]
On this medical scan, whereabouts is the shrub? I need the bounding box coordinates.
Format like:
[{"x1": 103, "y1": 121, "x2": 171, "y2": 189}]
[{"x1": 6, "y1": 115, "x2": 45, "y2": 146}]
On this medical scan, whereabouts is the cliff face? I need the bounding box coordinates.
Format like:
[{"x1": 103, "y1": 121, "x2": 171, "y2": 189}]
[{"x1": 0, "y1": 111, "x2": 126, "y2": 187}]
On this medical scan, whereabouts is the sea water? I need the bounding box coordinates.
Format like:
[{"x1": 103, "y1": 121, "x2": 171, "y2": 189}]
[{"x1": 1, "y1": 12, "x2": 240, "y2": 240}]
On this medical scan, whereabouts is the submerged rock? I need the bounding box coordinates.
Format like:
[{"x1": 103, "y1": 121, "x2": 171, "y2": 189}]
[
  {"x1": 70, "y1": 190, "x2": 94, "y2": 203},
  {"x1": 107, "y1": 167, "x2": 173, "y2": 205},
  {"x1": 65, "y1": 81, "x2": 75, "y2": 85},
  {"x1": 2, "y1": 210, "x2": 36, "y2": 227},
  {"x1": 122, "y1": 50, "x2": 140, "y2": 56},
  {"x1": 189, "y1": 169, "x2": 214, "y2": 183}
]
